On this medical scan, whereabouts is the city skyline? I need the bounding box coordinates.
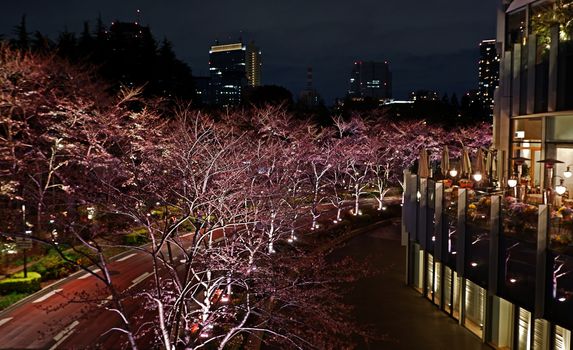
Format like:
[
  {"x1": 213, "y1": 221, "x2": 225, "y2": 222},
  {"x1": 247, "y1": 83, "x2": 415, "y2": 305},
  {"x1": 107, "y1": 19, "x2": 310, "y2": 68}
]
[{"x1": 0, "y1": 0, "x2": 497, "y2": 103}]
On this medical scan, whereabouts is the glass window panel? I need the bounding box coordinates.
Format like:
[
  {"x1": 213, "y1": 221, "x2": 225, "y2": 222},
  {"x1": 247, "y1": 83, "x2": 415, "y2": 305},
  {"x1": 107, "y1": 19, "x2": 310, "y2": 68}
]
[
  {"x1": 507, "y1": 11, "x2": 527, "y2": 47},
  {"x1": 533, "y1": 319, "x2": 549, "y2": 350},
  {"x1": 513, "y1": 118, "x2": 542, "y2": 142},
  {"x1": 554, "y1": 325, "x2": 571, "y2": 350},
  {"x1": 547, "y1": 115, "x2": 573, "y2": 142},
  {"x1": 464, "y1": 280, "x2": 486, "y2": 338},
  {"x1": 517, "y1": 308, "x2": 532, "y2": 350},
  {"x1": 426, "y1": 253, "x2": 434, "y2": 300},
  {"x1": 453, "y1": 271, "x2": 461, "y2": 320}
]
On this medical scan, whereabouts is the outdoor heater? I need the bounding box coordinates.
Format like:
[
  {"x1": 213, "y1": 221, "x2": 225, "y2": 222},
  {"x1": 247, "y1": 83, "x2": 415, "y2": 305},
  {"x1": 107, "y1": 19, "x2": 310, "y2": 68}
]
[
  {"x1": 511, "y1": 156, "x2": 530, "y2": 202},
  {"x1": 538, "y1": 158, "x2": 564, "y2": 205}
]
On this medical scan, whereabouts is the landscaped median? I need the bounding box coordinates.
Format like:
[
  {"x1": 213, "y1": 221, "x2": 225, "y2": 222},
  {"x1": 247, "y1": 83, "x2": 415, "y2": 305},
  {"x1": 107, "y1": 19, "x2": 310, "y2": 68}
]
[{"x1": 0, "y1": 272, "x2": 42, "y2": 310}]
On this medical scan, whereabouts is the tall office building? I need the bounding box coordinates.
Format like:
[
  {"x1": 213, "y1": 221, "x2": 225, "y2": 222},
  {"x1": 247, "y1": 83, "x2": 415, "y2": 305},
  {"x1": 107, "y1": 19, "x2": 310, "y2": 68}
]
[
  {"x1": 299, "y1": 67, "x2": 321, "y2": 107},
  {"x1": 348, "y1": 61, "x2": 392, "y2": 102},
  {"x1": 209, "y1": 41, "x2": 262, "y2": 106},
  {"x1": 477, "y1": 39, "x2": 500, "y2": 117}
]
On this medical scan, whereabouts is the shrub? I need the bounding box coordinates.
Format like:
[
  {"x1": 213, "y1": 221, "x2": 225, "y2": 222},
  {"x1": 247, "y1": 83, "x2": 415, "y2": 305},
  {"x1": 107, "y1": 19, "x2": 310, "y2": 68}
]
[
  {"x1": 124, "y1": 227, "x2": 149, "y2": 245},
  {"x1": 30, "y1": 251, "x2": 80, "y2": 281},
  {"x1": 0, "y1": 272, "x2": 42, "y2": 294}
]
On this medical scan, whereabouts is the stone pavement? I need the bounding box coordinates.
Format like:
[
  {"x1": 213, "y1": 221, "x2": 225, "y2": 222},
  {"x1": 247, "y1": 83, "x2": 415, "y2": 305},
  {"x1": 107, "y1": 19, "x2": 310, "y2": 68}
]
[{"x1": 334, "y1": 220, "x2": 492, "y2": 350}]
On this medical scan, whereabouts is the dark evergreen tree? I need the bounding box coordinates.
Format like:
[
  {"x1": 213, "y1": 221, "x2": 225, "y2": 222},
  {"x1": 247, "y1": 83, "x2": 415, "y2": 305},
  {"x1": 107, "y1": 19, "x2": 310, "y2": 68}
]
[
  {"x1": 11, "y1": 15, "x2": 29, "y2": 50},
  {"x1": 450, "y1": 93, "x2": 460, "y2": 109},
  {"x1": 78, "y1": 21, "x2": 94, "y2": 58},
  {"x1": 56, "y1": 28, "x2": 78, "y2": 60},
  {"x1": 441, "y1": 93, "x2": 449, "y2": 105},
  {"x1": 31, "y1": 31, "x2": 52, "y2": 53}
]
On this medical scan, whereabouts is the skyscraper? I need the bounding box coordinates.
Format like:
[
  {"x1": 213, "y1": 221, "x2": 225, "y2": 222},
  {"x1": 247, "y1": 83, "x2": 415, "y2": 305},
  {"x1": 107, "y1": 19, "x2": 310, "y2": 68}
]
[
  {"x1": 209, "y1": 41, "x2": 262, "y2": 106},
  {"x1": 347, "y1": 61, "x2": 392, "y2": 102},
  {"x1": 299, "y1": 67, "x2": 321, "y2": 107},
  {"x1": 477, "y1": 39, "x2": 500, "y2": 117}
]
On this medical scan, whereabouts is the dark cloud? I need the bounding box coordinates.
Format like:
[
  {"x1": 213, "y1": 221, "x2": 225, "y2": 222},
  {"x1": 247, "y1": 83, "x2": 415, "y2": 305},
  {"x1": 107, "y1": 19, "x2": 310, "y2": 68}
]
[{"x1": 0, "y1": 0, "x2": 498, "y2": 102}]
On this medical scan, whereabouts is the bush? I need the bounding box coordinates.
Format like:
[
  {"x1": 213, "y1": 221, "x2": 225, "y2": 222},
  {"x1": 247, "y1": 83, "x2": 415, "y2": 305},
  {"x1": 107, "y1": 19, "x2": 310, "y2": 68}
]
[
  {"x1": 124, "y1": 227, "x2": 149, "y2": 245},
  {"x1": 30, "y1": 251, "x2": 80, "y2": 281},
  {"x1": 0, "y1": 272, "x2": 42, "y2": 294}
]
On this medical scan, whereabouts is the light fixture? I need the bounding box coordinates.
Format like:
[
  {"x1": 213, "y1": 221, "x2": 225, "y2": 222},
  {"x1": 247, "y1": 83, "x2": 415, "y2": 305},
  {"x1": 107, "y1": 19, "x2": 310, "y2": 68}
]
[
  {"x1": 473, "y1": 172, "x2": 482, "y2": 182},
  {"x1": 559, "y1": 297, "x2": 567, "y2": 302},
  {"x1": 449, "y1": 168, "x2": 458, "y2": 178},
  {"x1": 564, "y1": 166, "x2": 572, "y2": 179},
  {"x1": 556, "y1": 178, "x2": 567, "y2": 196},
  {"x1": 470, "y1": 262, "x2": 478, "y2": 267},
  {"x1": 508, "y1": 178, "x2": 518, "y2": 188},
  {"x1": 509, "y1": 278, "x2": 517, "y2": 284}
]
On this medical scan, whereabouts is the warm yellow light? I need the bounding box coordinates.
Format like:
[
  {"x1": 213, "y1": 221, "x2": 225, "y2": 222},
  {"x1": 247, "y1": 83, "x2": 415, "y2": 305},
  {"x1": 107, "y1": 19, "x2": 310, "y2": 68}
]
[
  {"x1": 449, "y1": 168, "x2": 458, "y2": 177},
  {"x1": 473, "y1": 173, "x2": 482, "y2": 182}
]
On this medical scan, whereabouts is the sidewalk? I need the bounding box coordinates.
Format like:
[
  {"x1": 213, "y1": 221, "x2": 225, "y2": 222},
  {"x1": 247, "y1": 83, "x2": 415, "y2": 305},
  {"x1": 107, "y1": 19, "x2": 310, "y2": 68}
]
[{"x1": 335, "y1": 220, "x2": 492, "y2": 350}]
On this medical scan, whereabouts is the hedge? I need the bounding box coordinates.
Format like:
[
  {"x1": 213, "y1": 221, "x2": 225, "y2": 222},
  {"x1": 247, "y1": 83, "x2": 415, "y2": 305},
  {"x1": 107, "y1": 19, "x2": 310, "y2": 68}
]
[
  {"x1": 0, "y1": 272, "x2": 42, "y2": 294},
  {"x1": 30, "y1": 250, "x2": 84, "y2": 281}
]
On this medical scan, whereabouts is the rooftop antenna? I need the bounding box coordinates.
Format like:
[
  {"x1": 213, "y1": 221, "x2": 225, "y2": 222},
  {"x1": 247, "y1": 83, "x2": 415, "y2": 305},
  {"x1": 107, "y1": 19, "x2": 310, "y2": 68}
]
[{"x1": 135, "y1": 9, "x2": 141, "y2": 25}]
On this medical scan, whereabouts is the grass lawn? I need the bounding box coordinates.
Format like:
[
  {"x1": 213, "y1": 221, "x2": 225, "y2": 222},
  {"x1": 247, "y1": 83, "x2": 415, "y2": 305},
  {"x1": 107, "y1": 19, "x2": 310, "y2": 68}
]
[{"x1": 0, "y1": 292, "x2": 30, "y2": 311}]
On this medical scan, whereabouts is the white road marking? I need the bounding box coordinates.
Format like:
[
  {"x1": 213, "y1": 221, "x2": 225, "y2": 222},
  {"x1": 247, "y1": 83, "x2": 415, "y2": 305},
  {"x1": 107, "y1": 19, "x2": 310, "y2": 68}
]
[
  {"x1": 33, "y1": 289, "x2": 63, "y2": 303},
  {"x1": 130, "y1": 272, "x2": 152, "y2": 288},
  {"x1": 97, "y1": 295, "x2": 113, "y2": 307},
  {"x1": 49, "y1": 320, "x2": 79, "y2": 350},
  {"x1": 0, "y1": 317, "x2": 13, "y2": 327},
  {"x1": 78, "y1": 268, "x2": 101, "y2": 279},
  {"x1": 116, "y1": 253, "x2": 137, "y2": 262}
]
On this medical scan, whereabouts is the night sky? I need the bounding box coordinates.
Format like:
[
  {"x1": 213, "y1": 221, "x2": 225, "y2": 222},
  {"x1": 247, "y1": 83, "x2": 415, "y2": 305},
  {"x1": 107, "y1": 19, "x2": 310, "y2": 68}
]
[{"x1": 1, "y1": 1, "x2": 499, "y2": 103}]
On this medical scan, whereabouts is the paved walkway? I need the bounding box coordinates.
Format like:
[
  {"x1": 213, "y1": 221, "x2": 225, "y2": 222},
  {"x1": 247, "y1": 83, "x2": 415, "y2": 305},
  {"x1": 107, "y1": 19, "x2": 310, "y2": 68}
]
[{"x1": 334, "y1": 220, "x2": 492, "y2": 350}]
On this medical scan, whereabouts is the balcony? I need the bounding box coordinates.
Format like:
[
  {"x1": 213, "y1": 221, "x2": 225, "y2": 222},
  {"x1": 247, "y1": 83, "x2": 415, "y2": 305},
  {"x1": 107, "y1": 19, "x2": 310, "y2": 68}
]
[{"x1": 404, "y1": 171, "x2": 573, "y2": 328}]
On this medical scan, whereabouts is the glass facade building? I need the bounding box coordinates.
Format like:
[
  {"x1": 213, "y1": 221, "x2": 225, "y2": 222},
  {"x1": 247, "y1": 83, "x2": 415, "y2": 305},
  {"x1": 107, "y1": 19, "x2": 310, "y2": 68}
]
[
  {"x1": 405, "y1": 1, "x2": 573, "y2": 349},
  {"x1": 479, "y1": 39, "x2": 501, "y2": 117},
  {"x1": 209, "y1": 41, "x2": 262, "y2": 107},
  {"x1": 348, "y1": 61, "x2": 392, "y2": 102}
]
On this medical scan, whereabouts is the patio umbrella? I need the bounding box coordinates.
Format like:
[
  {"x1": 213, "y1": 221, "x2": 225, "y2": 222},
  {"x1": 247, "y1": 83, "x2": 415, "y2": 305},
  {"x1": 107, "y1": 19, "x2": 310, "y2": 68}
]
[
  {"x1": 441, "y1": 145, "x2": 450, "y2": 177},
  {"x1": 485, "y1": 147, "x2": 498, "y2": 179},
  {"x1": 474, "y1": 148, "x2": 485, "y2": 175},
  {"x1": 418, "y1": 148, "x2": 430, "y2": 178},
  {"x1": 461, "y1": 146, "x2": 472, "y2": 178}
]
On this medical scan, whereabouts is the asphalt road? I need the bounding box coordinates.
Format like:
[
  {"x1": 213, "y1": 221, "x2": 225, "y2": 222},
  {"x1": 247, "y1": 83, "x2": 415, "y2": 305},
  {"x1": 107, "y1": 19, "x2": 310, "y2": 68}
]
[
  {"x1": 0, "y1": 199, "x2": 399, "y2": 349},
  {"x1": 0, "y1": 249, "x2": 157, "y2": 349}
]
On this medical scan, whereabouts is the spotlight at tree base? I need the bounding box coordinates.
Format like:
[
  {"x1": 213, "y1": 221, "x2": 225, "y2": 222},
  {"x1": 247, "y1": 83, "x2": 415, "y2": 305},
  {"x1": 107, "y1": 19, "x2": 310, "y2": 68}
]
[
  {"x1": 333, "y1": 219, "x2": 338, "y2": 223},
  {"x1": 221, "y1": 295, "x2": 230, "y2": 303},
  {"x1": 470, "y1": 262, "x2": 478, "y2": 267},
  {"x1": 509, "y1": 278, "x2": 517, "y2": 284},
  {"x1": 559, "y1": 297, "x2": 567, "y2": 302}
]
